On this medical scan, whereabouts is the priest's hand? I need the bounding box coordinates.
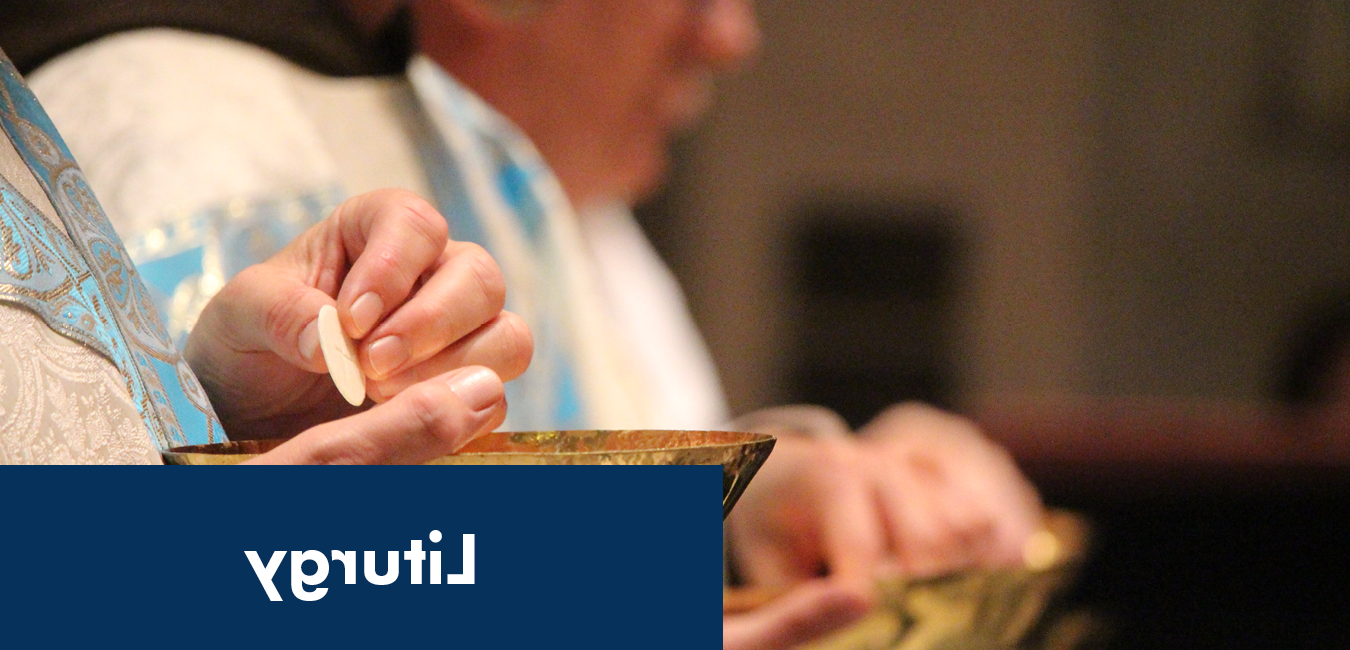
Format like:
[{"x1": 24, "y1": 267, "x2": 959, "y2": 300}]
[{"x1": 185, "y1": 189, "x2": 532, "y2": 440}]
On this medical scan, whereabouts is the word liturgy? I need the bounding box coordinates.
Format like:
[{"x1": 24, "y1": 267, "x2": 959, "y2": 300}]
[{"x1": 246, "y1": 530, "x2": 474, "y2": 601}]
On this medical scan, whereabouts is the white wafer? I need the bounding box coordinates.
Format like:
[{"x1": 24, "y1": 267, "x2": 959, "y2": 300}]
[{"x1": 317, "y1": 304, "x2": 366, "y2": 406}]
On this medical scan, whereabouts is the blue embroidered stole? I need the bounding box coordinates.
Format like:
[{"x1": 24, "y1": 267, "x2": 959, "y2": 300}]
[
  {"x1": 408, "y1": 59, "x2": 589, "y2": 430},
  {"x1": 0, "y1": 52, "x2": 225, "y2": 448}
]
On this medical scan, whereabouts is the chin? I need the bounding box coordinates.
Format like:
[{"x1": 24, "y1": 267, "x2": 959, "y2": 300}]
[
  {"x1": 620, "y1": 152, "x2": 670, "y2": 205},
  {"x1": 574, "y1": 140, "x2": 670, "y2": 209}
]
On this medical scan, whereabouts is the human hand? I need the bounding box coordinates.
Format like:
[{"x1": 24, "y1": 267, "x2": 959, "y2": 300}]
[
  {"x1": 726, "y1": 402, "x2": 1043, "y2": 593},
  {"x1": 855, "y1": 403, "x2": 1044, "y2": 576},
  {"x1": 723, "y1": 580, "x2": 869, "y2": 650},
  {"x1": 185, "y1": 189, "x2": 532, "y2": 439},
  {"x1": 245, "y1": 365, "x2": 506, "y2": 464}
]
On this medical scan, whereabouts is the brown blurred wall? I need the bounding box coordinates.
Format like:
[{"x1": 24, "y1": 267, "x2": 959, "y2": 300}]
[
  {"x1": 659, "y1": 0, "x2": 1350, "y2": 416},
  {"x1": 1090, "y1": 0, "x2": 1350, "y2": 401}
]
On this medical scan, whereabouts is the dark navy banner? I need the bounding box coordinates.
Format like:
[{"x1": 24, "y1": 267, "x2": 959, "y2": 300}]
[{"x1": 0, "y1": 466, "x2": 723, "y2": 648}]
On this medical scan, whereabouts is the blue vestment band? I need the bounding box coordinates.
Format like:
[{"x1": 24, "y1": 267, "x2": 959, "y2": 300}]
[{"x1": 0, "y1": 50, "x2": 225, "y2": 448}]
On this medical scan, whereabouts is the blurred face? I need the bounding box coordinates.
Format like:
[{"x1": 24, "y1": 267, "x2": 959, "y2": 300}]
[{"x1": 418, "y1": 0, "x2": 759, "y2": 207}]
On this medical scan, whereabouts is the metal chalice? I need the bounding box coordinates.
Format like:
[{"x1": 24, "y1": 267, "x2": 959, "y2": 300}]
[{"x1": 162, "y1": 429, "x2": 776, "y2": 519}]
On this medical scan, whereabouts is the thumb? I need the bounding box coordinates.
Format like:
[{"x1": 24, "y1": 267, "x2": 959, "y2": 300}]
[
  {"x1": 723, "y1": 581, "x2": 870, "y2": 650},
  {"x1": 193, "y1": 261, "x2": 337, "y2": 375},
  {"x1": 247, "y1": 366, "x2": 506, "y2": 464}
]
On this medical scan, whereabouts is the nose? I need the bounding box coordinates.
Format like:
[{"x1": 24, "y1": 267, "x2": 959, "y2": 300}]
[{"x1": 695, "y1": 0, "x2": 760, "y2": 71}]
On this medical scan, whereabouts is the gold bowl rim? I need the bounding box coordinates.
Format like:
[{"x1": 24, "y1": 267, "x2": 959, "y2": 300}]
[{"x1": 162, "y1": 429, "x2": 777, "y2": 462}]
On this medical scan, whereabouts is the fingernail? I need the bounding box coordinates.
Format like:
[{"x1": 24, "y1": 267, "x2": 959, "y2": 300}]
[
  {"x1": 298, "y1": 319, "x2": 320, "y2": 361},
  {"x1": 349, "y1": 292, "x2": 384, "y2": 337},
  {"x1": 447, "y1": 367, "x2": 502, "y2": 413},
  {"x1": 367, "y1": 335, "x2": 411, "y2": 379}
]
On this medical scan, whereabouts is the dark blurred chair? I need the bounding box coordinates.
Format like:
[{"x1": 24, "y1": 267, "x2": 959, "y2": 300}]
[{"x1": 1275, "y1": 287, "x2": 1350, "y2": 411}]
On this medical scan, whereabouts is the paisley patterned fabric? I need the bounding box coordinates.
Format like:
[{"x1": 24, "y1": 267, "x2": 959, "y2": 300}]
[
  {"x1": 0, "y1": 305, "x2": 161, "y2": 464},
  {"x1": 0, "y1": 51, "x2": 224, "y2": 449}
]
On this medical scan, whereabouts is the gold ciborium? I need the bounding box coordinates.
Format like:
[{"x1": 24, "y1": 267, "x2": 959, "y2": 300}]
[
  {"x1": 162, "y1": 429, "x2": 776, "y2": 519},
  {"x1": 726, "y1": 510, "x2": 1095, "y2": 650}
]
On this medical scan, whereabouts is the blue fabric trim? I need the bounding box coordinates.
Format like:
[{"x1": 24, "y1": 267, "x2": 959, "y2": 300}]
[
  {"x1": 411, "y1": 111, "x2": 488, "y2": 248},
  {"x1": 552, "y1": 355, "x2": 585, "y2": 429},
  {"x1": 136, "y1": 247, "x2": 204, "y2": 299},
  {"x1": 495, "y1": 160, "x2": 545, "y2": 242},
  {"x1": 123, "y1": 186, "x2": 342, "y2": 347},
  {"x1": 0, "y1": 53, "x2": 225, "y2": 447},
  {"x1": 406, "y1": 70, "x2": 588, "y2": 430}
]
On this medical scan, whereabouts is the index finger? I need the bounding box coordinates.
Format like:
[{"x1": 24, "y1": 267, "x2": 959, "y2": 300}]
[{"x1": 331, "y1": 189, "x2": 450, "y2": 339}]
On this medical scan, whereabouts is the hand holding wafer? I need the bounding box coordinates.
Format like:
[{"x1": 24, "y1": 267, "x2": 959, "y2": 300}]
[{"x1": 185, "y1": 189, "x2": 531, "y2": 440}]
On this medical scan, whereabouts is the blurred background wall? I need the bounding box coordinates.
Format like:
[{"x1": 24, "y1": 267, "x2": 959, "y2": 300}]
[
  {"x1": 635, "y1": 5, "x2": 1350, "y2": 644},
  {"x1": 639, "y1": 0, "x2": 1350, "y2": 421}
]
